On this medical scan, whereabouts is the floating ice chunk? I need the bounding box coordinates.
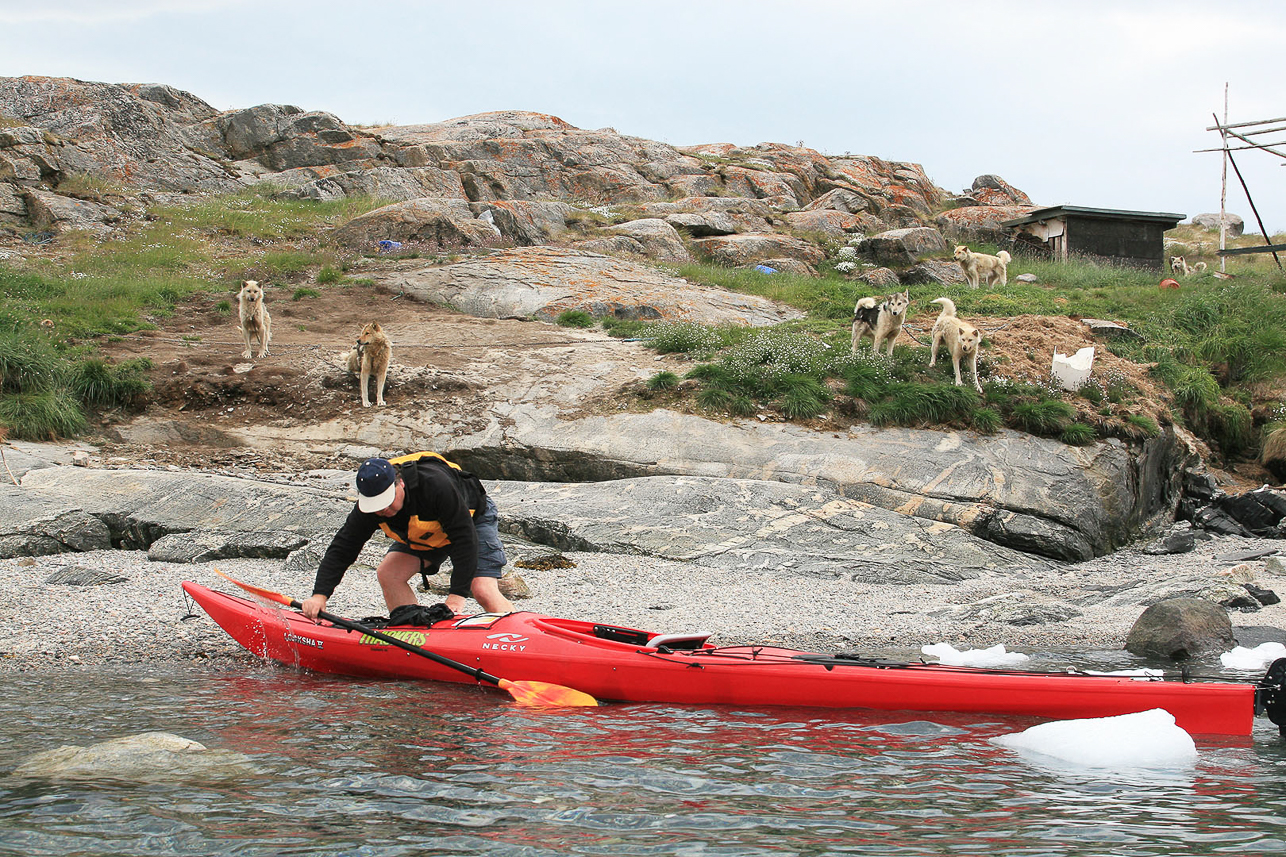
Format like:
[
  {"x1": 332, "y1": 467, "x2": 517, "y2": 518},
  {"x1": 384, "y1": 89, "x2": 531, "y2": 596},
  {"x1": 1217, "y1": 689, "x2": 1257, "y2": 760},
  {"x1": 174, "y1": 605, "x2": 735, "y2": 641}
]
[
  {"x1": 1220, "y1": 641, "x2": 1286, "y2": 670},
  {"x1": 992, "y1": 708, "x2": 1197, "y2": 769},
  {"x1": 921, "y1": 642, "x2": 1030, "y2": 667}
]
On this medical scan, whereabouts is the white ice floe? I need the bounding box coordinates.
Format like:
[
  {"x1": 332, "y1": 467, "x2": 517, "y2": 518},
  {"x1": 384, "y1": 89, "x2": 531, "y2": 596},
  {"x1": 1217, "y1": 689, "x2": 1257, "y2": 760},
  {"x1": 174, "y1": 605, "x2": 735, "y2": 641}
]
[
  {"x1": 992, "y1": 708, "x2": 1197, "y2": 769},
  {"x1": 1220, "y1": 642, "x2": 1286, "y2": 670},
  {"x1": 921, "y1": 642, "x2": 1030, "y2": 668}
]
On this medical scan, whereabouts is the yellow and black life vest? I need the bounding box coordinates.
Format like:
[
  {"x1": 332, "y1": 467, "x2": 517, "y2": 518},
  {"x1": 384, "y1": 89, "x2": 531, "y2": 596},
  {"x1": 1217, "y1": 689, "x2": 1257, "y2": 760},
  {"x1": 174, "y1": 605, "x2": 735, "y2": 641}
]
[{"x1": 378, "y1": 451, "x2": 479, "y2": 551}]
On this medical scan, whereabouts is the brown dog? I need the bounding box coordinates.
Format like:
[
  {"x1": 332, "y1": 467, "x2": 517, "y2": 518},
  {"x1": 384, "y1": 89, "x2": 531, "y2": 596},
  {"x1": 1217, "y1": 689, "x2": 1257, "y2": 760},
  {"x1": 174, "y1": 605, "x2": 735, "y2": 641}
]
[
  {"x1": 928, "y1": 298, "x2": 983, "y2": 392},
  {"x1": 345, "y1": 322, "x2": 392, "y2": 407},
  {"x1": 237, "y1": 280, "x2": 271, "y2": 359}
]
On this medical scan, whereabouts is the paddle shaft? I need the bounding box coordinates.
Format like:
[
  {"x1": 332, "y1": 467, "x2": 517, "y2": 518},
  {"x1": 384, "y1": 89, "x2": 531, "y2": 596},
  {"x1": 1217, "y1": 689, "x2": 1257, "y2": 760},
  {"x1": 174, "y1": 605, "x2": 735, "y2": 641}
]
[{"x1": 298, "y1": 598, "x2": 507, "y2": 688}]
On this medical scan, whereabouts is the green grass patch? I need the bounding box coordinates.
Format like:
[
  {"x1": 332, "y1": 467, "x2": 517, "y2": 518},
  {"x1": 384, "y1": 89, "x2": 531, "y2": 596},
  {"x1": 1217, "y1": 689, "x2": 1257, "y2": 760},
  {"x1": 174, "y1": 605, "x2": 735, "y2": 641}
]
[
  {"x1": 65, "y1": 357, "x2": 152, "y2": 406},
  {"x1": 0, "y1": 389, "x2": 86, "y2": 440},
  {"x1": 1059, "y1": 422, "x2": 1098, "y2": 446},
  {"x1": 647, "y1": 371, "x2": 679, "y2": 391},
  {"x1": 292, "y1": 287, "x2": 320, "y2": 301},
  {"x1": 556, "y1": 310, "x2": 595, "y2": 328},
  {"x1": 868, "y1": 382, "x2": 978, "y2": 427}
]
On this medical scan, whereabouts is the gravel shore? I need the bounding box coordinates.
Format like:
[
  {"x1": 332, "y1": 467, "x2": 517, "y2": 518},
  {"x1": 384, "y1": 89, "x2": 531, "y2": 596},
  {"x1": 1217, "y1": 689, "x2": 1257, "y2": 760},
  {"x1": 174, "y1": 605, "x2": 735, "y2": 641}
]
[{"x1": 2, "y1": 530, "x2": 1283, "y2": 674}]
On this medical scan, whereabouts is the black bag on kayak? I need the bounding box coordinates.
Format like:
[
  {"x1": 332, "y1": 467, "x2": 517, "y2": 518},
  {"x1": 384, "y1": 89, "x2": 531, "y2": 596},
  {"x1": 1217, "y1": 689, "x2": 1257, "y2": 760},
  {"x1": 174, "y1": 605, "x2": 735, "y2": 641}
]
[{"x1": 388, "y1": 603, "x2": 454, "y2": 626}]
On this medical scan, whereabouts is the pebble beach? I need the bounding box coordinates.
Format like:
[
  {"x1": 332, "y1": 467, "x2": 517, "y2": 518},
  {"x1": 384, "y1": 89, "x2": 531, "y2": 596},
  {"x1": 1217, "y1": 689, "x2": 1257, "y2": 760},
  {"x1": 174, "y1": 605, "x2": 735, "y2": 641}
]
[{"x1": 2, "y1": 529, "x2": 1284, "y2": 674}]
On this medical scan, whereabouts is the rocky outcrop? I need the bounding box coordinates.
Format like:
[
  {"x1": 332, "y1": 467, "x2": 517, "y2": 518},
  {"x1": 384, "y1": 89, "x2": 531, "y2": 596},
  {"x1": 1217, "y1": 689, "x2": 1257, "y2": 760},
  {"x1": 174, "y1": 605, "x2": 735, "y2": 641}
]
[
  {"x1": 7, "y1": 462, "x2": 1050, "y2": 584},
  {"x1": 934, "y1": 204, "x2": 1034, "y2": 243},
  {"x1": 852, "y1": 227, "x2": 949, "y2": 267},
  {"x1": 691, "y1": 233, "x2": 826, "y2": 268},
  {"x1": 219, "y1": 389, "x2": 1195, "y2": 562},
  {"x1": 330, "y1": 198, "x2": 503, "y2": 248},
  {"x1": 0, "y1": 76, "x2": 1027, "y2": 261},
  {"x1": 598, "y1": 218, "x2": 692, "y2": 264},
  {"x1": 489, "y1": 476, "x2": 1045, "y2": 582},
  {"x1": 1192, "y1": 212, "x2": 1244, "y2": 236},
  {"x1": 369, "y1": 246, "x2": 801, "y2": 324}
]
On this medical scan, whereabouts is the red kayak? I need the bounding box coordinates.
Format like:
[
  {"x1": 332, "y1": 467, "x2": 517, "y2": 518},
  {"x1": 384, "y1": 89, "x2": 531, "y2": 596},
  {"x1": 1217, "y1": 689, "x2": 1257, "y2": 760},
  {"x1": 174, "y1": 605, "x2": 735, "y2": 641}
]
[{"x1": 184, "y1": 580, "x2": 1276, "y2": 735}]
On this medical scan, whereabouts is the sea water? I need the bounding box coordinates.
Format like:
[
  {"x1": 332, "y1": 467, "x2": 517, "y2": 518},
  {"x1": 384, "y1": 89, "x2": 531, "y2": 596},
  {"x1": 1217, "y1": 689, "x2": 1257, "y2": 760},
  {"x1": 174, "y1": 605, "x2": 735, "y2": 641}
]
[{"x1": 2, "y1": 661, "x2": 1285, "y2": 857}]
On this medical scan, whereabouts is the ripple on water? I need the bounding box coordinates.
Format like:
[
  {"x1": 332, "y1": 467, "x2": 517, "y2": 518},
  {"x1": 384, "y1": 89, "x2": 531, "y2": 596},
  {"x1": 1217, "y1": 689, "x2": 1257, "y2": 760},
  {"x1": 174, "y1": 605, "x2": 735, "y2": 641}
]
[{"x1": 3, "y1": 664, "x2": 1286, "y2": 856}]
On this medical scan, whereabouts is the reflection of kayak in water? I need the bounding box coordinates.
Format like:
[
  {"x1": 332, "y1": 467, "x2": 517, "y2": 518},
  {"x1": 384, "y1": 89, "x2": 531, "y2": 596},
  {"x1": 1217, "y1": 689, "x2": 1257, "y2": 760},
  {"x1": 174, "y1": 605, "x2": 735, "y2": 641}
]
[{"x1": 185, "y1": 580, "x2": 1273, "y2": 736}]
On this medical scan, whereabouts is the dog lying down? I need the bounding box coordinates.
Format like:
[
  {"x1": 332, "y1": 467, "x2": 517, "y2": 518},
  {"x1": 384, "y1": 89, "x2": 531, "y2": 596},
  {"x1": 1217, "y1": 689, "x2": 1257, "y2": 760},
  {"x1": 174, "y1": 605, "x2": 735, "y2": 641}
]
[
  {"x1": 1171, "y1": 255, "x2": 1208, "y2": 276},
  {"x1": 928, "y1": 297, "x2": 983, "y2": 392}
]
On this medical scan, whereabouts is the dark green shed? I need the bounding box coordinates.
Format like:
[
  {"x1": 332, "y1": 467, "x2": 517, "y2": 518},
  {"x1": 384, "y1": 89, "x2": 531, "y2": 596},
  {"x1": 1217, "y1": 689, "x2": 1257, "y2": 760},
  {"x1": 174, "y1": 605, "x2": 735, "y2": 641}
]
[{"x1": 1001, "y1": 206, "x2": 1185, "y2": 270}]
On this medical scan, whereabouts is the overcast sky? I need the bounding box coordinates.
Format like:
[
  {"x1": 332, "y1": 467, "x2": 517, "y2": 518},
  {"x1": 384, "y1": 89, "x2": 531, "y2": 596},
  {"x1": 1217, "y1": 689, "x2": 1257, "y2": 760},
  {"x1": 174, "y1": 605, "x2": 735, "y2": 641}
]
[{"x1": 2, "y1": 0, "x2": 1283, "y2": 234}]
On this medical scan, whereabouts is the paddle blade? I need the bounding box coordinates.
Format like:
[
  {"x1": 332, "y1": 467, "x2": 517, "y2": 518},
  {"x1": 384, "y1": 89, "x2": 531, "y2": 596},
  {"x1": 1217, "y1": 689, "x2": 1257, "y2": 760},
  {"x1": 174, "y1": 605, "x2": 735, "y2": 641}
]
[
  {"x1": 498, "y1": 678, "x2": 598, "y2": 707},
  {"x1": 214, "y1": 569, "x2": 295, "y2": 608}
]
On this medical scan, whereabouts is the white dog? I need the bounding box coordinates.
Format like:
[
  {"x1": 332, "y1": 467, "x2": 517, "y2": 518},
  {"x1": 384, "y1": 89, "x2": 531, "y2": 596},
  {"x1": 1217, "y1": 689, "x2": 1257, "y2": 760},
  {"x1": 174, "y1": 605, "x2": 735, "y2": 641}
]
[
  {"x1": 928, "y1": 297, "x2": 983, "y2": 392},
  {"x1": 1170, "y1": 255, "x2": 1208, "y2": 276},
  {"x1": 953, "y1": 245, "x2": 1011, "y2": 289},
  {"x1": 237, "y1": 280, "x2": 271, "y2": 359},
  {"x1": 851, "y1": 289, "x2": 910, "y2": 355}
]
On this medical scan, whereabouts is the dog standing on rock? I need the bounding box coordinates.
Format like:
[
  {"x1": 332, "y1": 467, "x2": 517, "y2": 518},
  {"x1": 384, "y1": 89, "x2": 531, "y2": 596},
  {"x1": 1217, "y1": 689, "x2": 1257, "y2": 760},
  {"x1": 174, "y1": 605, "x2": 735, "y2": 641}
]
[
  {"x1": 928, "y1": 297, "x2": 984, "y2": 392},
  {"x1": 953, "y1": 245, "x2": 1011, "y2": 289},
  {"x1": 237, "y1": 280, "x2": 271, "y2": 359},
  {"x1": 346, "y1": 322, "x2": 392, "y2": 407},
  {"x1": 851, "y1": 289, "x2": 910, "y2": 355}
]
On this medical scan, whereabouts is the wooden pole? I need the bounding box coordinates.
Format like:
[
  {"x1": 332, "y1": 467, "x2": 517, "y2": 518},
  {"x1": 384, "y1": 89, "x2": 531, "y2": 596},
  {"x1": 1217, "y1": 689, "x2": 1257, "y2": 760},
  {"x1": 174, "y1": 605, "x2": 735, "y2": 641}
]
[
  {"x1": 1226, "y1": 147, "x2": 1284, "y2": 270},
  {"x1": 1219, "y1": 88, "x2": 1228, "y2": 273}
]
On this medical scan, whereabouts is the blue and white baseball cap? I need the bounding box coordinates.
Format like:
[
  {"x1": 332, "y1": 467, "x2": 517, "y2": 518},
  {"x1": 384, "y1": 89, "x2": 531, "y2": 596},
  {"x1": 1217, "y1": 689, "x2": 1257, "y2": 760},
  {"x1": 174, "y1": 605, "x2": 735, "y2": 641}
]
[{"x1": 355, "y1": 458, "x2": 397, "y2": 513}]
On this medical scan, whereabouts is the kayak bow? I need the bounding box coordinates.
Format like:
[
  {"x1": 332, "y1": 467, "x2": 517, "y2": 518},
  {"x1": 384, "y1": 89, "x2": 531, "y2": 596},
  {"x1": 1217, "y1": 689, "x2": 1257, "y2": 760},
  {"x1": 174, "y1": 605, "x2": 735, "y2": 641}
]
[{"x1": 213, "y1": 570, "x2": 596, "y2": 707}]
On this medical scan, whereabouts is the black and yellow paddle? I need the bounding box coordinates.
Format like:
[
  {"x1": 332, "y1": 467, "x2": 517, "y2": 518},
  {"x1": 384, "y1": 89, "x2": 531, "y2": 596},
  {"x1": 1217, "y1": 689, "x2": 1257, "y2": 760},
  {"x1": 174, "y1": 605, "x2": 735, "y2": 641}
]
[{"x1": 215, "y1": 570, "x2": 597, "y2": 707}]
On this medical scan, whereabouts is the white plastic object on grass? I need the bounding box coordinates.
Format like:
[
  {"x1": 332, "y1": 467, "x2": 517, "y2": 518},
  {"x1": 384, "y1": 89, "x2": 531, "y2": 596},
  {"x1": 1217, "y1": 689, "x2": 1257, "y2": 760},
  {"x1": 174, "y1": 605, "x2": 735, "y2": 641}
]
[
  {"x1": 1220, "y1": 641, "x2": 1286, "y2": 670},
  {"x1": 921, "y1": 642, "x2": 1030, "y2": 667},
  {"x1": 1051, "y1": 345, "x2": 1095, "y2": 391},
  {"x1": 991, "y1": 708, "x2": 1197, "y2": 769}
]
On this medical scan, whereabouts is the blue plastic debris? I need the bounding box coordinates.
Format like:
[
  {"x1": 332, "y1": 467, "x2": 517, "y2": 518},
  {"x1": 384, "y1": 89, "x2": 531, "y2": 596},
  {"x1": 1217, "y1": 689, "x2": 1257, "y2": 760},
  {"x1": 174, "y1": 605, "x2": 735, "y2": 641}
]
[
  {"x1": 378, "y1": 240, "x2": 403, "y2": 253},
  {"x1": 754, "y1": 264, "x2": 778, "y2": 274}
]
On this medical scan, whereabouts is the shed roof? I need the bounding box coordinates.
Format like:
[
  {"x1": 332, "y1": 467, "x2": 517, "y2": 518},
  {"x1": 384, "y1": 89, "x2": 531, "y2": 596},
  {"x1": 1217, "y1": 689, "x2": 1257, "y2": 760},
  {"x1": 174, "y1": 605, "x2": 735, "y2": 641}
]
[{"x1": 1000, "y1": 205, "x2": 1186, "y2": 228}]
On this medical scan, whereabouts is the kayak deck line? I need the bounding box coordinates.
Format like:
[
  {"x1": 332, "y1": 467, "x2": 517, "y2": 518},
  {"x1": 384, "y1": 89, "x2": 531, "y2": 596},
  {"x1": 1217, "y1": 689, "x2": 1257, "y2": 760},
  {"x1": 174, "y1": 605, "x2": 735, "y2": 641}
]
[{"x1": 182, "y1": 580, "x2": 1272, "y2": 736}]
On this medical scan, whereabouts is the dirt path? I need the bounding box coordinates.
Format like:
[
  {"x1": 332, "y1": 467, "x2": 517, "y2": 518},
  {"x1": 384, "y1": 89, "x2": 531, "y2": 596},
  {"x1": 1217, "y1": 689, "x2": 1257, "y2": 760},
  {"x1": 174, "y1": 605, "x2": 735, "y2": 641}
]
[{"x1": 91, "y1": 281, "x2": 645, "y2": 471}]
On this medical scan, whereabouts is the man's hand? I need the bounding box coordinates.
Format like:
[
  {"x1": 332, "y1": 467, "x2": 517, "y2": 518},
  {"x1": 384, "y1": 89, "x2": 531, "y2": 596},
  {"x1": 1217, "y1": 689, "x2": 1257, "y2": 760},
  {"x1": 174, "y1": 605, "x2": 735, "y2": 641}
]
[
  {"x1": 301, "y1": 593, "x2": 328, "y2": 621},
  {"x1": 444, "y1": 594, "x2": 466, "y2": 615}
]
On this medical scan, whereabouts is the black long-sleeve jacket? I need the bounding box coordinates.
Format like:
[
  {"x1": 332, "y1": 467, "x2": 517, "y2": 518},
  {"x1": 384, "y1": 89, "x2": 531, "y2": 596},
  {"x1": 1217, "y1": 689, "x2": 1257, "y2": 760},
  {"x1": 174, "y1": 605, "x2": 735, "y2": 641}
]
[{"x1": 312, "y1": 453, "x2": 486, "y2": 599}]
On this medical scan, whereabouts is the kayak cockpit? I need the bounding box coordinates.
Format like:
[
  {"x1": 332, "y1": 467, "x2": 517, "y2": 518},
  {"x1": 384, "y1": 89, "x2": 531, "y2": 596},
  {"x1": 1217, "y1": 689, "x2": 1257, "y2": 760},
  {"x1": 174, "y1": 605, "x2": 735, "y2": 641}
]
[{"x1": 522, "y1": 615, "x2": 713, "y2": 651}]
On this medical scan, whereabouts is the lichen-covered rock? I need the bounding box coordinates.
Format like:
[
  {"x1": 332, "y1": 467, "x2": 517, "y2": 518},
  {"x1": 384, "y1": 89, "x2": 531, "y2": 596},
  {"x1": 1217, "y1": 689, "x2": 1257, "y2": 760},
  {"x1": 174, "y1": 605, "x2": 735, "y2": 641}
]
[
  {"x1": 691, "y1": 233, "x2": 825, "y2": 267},
  {"x1": 853, "y1": 227, "x2": 947, "y2": 266}
]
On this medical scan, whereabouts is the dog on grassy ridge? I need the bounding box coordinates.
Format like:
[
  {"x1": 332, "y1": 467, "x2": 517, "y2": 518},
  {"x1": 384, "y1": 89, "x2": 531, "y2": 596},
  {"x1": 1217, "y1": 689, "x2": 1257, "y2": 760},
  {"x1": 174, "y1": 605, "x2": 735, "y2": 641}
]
[
  {"x1": 953, "y1": 245, "x2": 1011, "y2": 289},
  {"x1": 928, "y1": 297, "x2": 983, "y2": 392},
  {"x1": 345, "y1": 321, "x2": 392, "y2": 407},
  {"x1": 237, "y1": 280, "x2": 271, "y2": 359},
  {"x1": 1170, "y1": 255, "x2": 1208, "y2": 277},
  {"x1": 851, "y1": 289, "x2": 910, "y2": 355}
]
